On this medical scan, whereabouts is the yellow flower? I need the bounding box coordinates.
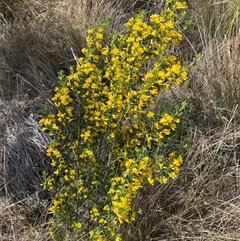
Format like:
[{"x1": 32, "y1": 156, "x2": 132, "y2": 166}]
[
  {"x1": 103, "y1": 205, "x2": 110, "y2": 211},
  {"x1": 96, "y1": 235, "x2": 106, "y2": 241},
  {"x1": 158, "y1": 176, "x2": 168, "y2": 184},
  {"x1": 91, "y1": 83, "x2": 98, "y2": 89},
  {"x1": 81, "y1": 130, "x2": 91, "y2": 141},
  {"x1": 90, "y1": 207, "x2": 100, "y2": 218},
  {"x1": 144, "y1": 71, "x2": 154, "y2": 80},
  {"x1": 173, "y1": 155, "x2": 183, "y2": 167},
  {"x1": 159, "y1": 113, "x2": 174, "y2": 125},
  {"x1": 169, "y1": 172, "x2": 177, "y2": 179},
  {"x1": 126, "y1": 36, "x2": 135, "y2": 43},
  {"x1": 150, "y1": 14, "x2": 165, "y2": 24},
  {"x1": 171, "y1": 63, "x2": 181, "y2": 74},
  {"x1": 86, "y1": 36, "x2": 93, "y2": 45},
  {"x1": 173, "y1": 1, "x2": 187, "y2": 10},
  {"x1": 71, "y1": 222, "x2": 82, "y2": 229},
  {"x1": 87, "y1": 28, "x2": 94, "y2": 35},
  {"x1": 147, "y1": 176, "x2": 154, "y2": 185},
  {"x1": 146, "y1": 111, "x2": 154, "y2": 118},
  {"x1": 54, "y1": 169, "x2": 60, "y2": 176},
  {"x1": 96, "y1": 41, "x2": 102, "y2": 49},
  {"x1": 101, "y1": 46, "x2": 109, "y2": 56}
]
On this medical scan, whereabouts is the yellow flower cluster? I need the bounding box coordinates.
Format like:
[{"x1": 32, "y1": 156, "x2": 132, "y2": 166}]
[{"x1": 40, "y1": 1, "x2": 188, "y2": 240}]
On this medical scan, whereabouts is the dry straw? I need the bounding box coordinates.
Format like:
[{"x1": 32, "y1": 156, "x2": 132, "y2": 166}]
[{"x1": 122, "y1": 109, "x2": 240, "y2": 240}]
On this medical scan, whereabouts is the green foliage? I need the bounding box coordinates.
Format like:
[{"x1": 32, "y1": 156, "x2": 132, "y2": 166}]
[{"x1": 40, "y1": 0, "x2": 188, "y2": 240}]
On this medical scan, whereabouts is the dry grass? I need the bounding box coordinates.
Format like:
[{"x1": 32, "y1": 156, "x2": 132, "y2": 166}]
[
  {"x1": 123, "y1": 110, "x2": 240, "y2": 240},
  {"x1": 0, "y1": 99, "x2": 51, "y2": 201},
  {"x1": 0, "y1": 0, "x2": 162, "y2": 100},
  {"x1": 0, "y1": 196, "x2": 51, "y2": 241},
  {"x1": 0, "y1": 99, "x2": 51, "y2": 241},
  {"x1": 1, "y1": 0, "x2": 240, "y2": 240}
]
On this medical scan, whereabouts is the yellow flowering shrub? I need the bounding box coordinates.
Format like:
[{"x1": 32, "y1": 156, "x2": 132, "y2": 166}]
[{"x1": 40, "y1": 0, "x2": 188, "y2": 240}]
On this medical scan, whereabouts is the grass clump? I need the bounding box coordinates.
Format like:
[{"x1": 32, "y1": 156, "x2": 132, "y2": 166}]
[
  {"x1": 39, "y1": 1, "x2": 188, "y2": 240},
  {"x1": 0, "y1": 100, "x2": 50, "y2": 201}
]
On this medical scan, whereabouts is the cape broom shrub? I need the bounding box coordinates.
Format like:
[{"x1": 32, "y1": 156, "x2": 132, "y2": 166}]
[{"x1": 40, "y1": 0, "x2": 188, "y2": 240}]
